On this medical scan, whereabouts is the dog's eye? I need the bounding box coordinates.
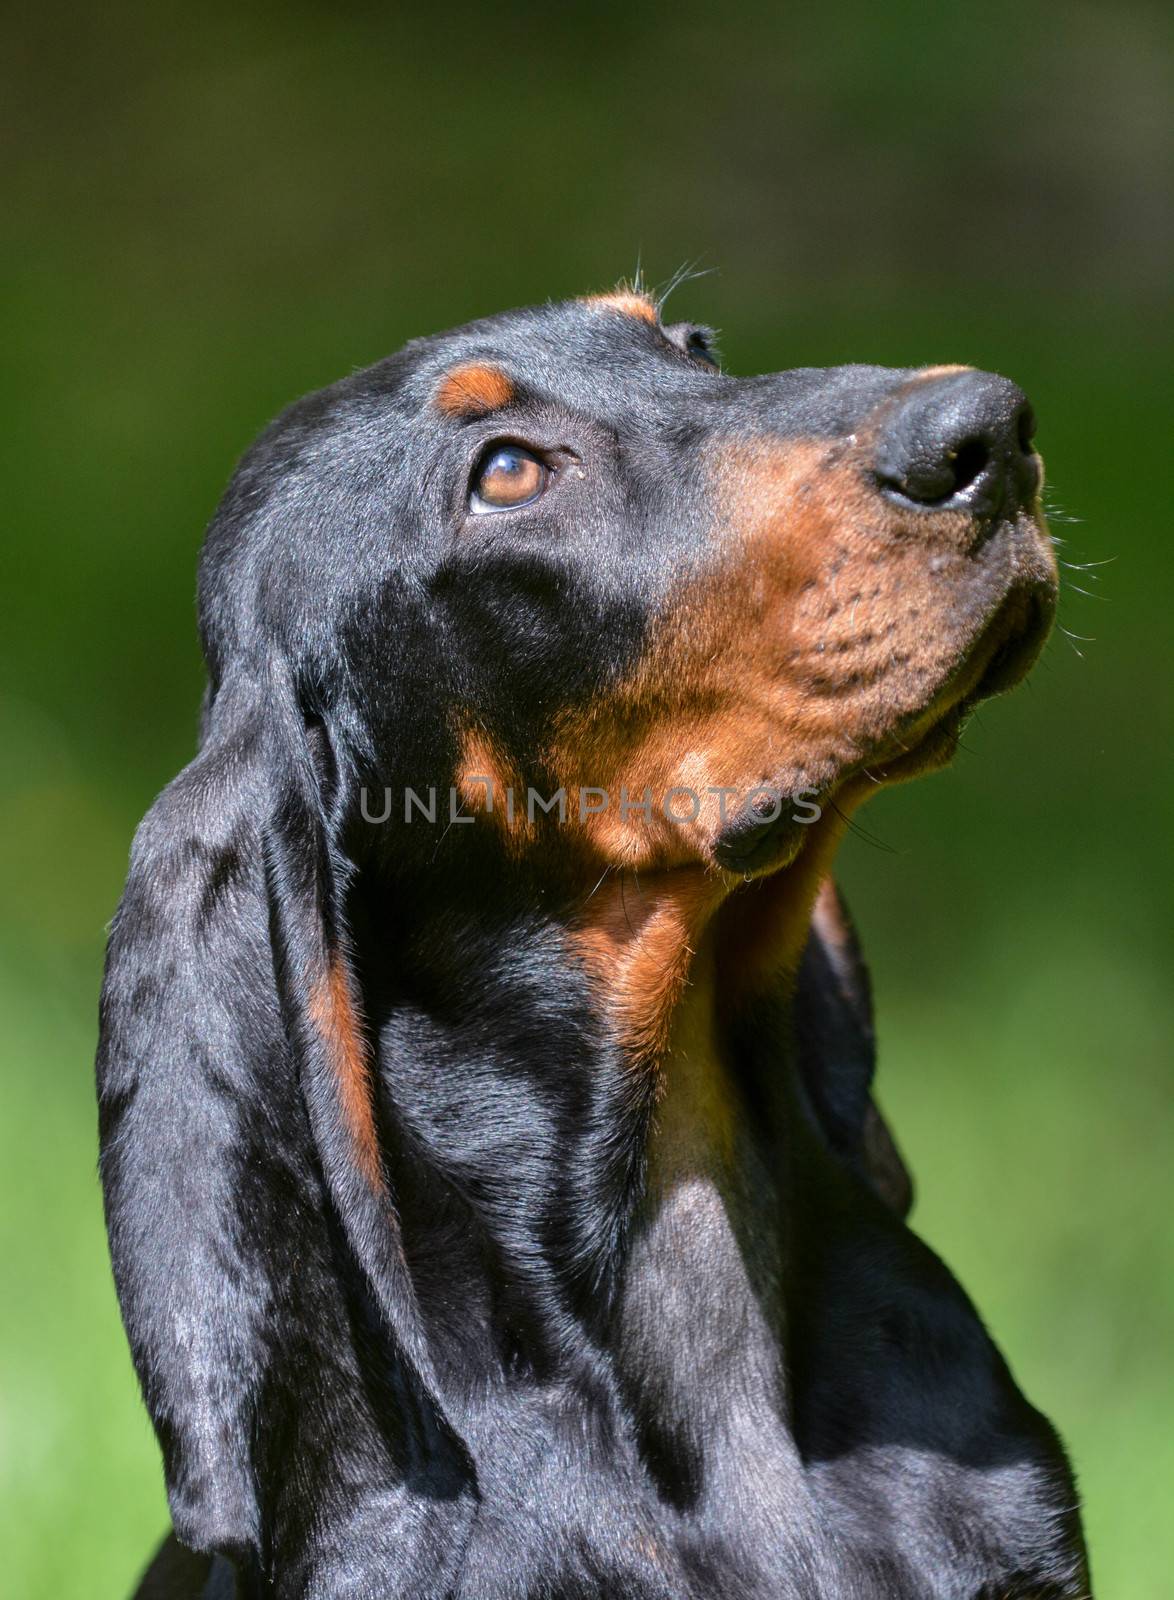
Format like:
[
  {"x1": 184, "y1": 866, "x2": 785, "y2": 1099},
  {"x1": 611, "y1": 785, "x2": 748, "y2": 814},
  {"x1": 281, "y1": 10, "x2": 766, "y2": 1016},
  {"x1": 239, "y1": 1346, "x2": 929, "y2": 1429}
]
[{"x1": 470, "y1": 444, "x2": 549, "y2": 513}]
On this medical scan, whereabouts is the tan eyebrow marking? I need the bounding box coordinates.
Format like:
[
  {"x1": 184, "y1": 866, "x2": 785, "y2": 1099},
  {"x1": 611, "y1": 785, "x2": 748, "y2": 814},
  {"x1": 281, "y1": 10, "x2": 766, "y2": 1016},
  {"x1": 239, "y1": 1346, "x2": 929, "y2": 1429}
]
[
  {"x1": 582, "y1": 288, "x2": 659, "y2": 325},
  {"x1": 435, "y1": 363, "x2": 516, "y2": 418}
]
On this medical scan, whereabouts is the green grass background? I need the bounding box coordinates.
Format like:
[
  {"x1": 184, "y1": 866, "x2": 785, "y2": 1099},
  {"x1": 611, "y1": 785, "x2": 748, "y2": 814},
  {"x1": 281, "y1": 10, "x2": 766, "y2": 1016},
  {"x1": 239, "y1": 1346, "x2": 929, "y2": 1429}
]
[{"x1": 1, "y1": 3, "x2": 1170, "y2": 1594}]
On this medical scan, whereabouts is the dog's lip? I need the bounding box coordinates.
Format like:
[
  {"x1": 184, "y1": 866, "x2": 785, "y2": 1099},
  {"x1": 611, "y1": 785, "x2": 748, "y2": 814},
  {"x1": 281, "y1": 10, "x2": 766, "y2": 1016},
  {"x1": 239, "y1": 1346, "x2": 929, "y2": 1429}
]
[
  {"x1": 868, "y1": 578, "x2": 1056, "y2": 778},
  {"x1": 964, "y1": 582, "x2": 1055, "y2": 701},
  {"x1": 712, "y1": 577, "x2": 1055, "y2": 875}
]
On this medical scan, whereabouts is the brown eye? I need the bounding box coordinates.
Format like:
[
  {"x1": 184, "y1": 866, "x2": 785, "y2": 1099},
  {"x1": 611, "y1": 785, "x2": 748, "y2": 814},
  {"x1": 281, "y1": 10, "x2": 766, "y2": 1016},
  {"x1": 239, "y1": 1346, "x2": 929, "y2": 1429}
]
[{"x1": 470, "y1": 444, "x2": 549, "y2": 513}]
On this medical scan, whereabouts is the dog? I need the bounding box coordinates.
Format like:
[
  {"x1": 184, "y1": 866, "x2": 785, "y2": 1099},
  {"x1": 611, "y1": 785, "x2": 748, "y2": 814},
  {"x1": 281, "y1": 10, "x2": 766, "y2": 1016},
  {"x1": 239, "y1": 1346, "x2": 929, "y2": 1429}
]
[{"x1": 98, "y1": 287, "x2": 1090, "y2": 1597}]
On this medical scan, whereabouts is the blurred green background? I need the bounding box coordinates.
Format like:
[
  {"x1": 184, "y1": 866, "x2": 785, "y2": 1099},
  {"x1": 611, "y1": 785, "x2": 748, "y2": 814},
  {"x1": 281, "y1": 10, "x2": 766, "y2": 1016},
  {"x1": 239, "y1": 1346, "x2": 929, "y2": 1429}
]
[{"x1": 2, "y1": 2, "x2": 1169, "y2": 1594}]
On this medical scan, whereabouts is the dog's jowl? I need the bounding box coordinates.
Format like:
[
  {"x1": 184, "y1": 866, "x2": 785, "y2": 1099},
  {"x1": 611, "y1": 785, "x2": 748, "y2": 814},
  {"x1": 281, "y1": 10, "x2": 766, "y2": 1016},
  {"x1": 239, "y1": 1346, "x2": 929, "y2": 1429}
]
[{"x1": 98, "y1": 290, "x2": 1090, "y2": 1598}]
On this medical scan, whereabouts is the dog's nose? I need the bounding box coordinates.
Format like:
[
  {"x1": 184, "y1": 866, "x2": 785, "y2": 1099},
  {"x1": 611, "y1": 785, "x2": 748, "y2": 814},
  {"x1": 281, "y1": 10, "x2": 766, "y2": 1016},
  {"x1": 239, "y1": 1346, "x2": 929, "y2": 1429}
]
[{"x1": 874, "y1": 370, "x2": 1040, "y2": 517}]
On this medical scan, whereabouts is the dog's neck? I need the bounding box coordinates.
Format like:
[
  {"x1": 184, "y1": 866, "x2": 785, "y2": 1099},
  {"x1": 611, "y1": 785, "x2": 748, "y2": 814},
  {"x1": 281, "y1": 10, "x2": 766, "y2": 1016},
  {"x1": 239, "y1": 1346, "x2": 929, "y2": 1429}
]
[
  {"x1": 360, "y1": 812, "x2": 850, "y2": 1385},
  {"x1": 348, "y1": 817, "x2": 902, "y2": 1549}
]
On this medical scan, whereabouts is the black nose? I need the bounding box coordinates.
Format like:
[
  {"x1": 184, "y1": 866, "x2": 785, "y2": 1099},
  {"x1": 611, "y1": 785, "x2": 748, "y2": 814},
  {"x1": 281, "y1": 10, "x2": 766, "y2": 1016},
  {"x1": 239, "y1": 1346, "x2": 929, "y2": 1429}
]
[{"x1": 874, "y1": 370, "x2": 1040, "y2": 516}]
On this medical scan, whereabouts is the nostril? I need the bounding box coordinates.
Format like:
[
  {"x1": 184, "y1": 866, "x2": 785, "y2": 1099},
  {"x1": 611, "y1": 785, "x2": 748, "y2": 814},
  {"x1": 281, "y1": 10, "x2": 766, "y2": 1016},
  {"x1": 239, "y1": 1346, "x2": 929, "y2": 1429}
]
[
  {"x1": 875, "y1": 372, "x2": 1039, "y2": 515},
  {"x1": 947, "y1": 437, "x2": 991, "y2": 497},
  {"x1": 877, "y1": 433, "x2": 992, "y2": 507}
]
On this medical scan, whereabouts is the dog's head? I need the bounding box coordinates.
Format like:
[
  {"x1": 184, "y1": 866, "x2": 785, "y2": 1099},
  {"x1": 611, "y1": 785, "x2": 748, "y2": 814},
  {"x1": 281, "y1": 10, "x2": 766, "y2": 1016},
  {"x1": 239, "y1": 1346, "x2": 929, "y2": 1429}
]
[
  {"x1": 204, "y1": 287, "x2": 1053, "y2": 879},
  {"x1": 99, "y1": 290, "x2": 1066, "y2": 1585},
  {"x1": 197, "y1": 286, "x2": 1055, "y2": 1055}
]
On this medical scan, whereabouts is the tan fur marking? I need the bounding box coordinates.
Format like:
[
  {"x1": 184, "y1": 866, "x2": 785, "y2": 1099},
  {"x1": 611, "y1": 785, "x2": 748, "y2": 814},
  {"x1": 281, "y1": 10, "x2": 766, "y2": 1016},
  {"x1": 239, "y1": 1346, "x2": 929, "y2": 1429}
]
[
  {"x1": 583, "y1": 289, "x2": 659, "y2": 325},
  {"x1": 455, "y1": 727, "x2": 509, "y2": 812},
  {"x1": 569, "y1": 869, "x2": 725, "y2": 1066},
  {"x1": 435, "y1": 363, "x2": 515, "y2": 418},
  {"x1": 542, "y1": 440, "x2": 859, "y2": 875},
  {"x1": 309, "y1": 955, "x2": 382, "y2": 1186},
  {"x1": 454, "y1": 727, "x2": 537, "y2": 851}
]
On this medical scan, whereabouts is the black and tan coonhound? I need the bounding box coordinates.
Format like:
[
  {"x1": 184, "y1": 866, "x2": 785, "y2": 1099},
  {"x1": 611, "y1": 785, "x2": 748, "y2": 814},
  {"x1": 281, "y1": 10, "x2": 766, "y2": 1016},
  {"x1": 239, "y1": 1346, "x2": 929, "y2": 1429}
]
[{"x1": 97, "y1": 288, "x2": 1090, "y2": 1598}]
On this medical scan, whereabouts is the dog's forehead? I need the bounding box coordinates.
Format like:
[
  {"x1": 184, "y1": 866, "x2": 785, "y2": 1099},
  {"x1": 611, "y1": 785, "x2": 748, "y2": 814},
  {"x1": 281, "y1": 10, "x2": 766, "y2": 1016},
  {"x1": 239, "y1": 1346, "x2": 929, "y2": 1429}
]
[
  {"x1": 400, "y1": 294, "x2": 710, "y2": 410},
  {"x1": 253, "y1": 292, "x2": 922, "y2": 462},
  {"x1": 369, "y1": 295, "x2": 907, "y2": 439}
]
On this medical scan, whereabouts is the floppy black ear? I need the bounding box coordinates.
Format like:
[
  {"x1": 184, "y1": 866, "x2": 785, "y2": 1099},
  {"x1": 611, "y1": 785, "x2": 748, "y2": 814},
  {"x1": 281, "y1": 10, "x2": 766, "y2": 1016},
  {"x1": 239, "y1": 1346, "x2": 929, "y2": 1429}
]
[
  {"x1": 794, "y1": 879, "x2": 913, "y2": 1216},
  {"x1": 97, "y1": 661, "x2": 473, "y2": 1579}
]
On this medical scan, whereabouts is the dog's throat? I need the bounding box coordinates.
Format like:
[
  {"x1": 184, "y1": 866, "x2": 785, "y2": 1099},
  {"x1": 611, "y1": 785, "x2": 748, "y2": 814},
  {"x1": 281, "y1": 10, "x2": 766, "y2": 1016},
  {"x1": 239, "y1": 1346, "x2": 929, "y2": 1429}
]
[
  {"x1": 610, "y1": 948, "x2": 795, "y2": 1511},
  {"x1": 566, "y1": 868, "x2": 724, "y2": 1066},
  {"x1": 566, "y1": 803, "x2": 855, "y2": 1074}
]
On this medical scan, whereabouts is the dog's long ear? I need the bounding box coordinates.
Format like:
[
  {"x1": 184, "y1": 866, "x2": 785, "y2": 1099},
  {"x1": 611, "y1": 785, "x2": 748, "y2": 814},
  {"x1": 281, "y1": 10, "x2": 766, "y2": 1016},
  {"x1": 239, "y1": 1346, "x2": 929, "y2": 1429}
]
[
  {"x1": 794, "y1": 879, "x2": 913, "y2": 1217},
  {"x1": 97, "y1": 661, "x2": 472, "y2": 1574}
]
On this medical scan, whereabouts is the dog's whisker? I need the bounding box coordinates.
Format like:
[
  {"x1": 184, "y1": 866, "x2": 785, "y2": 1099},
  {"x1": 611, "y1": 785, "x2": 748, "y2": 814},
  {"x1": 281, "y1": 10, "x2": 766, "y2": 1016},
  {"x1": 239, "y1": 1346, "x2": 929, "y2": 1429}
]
[
  {"x1": 830, "y1": 799, "x2": 899, "y2": 854},
  {"x1": 585, "y1": 864, "x2": 616, "y2": 903}
]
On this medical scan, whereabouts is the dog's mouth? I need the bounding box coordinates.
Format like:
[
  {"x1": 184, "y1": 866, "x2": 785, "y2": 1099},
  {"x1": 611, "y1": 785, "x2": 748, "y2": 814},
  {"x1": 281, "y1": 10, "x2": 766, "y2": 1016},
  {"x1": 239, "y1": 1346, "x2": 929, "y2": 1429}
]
[
  {"x1": 866, "y1": 579, "x2": 1056, "y2": 781},
  {"x1": 713, "y1": 577, "x2": 1056, "y2": 876}
]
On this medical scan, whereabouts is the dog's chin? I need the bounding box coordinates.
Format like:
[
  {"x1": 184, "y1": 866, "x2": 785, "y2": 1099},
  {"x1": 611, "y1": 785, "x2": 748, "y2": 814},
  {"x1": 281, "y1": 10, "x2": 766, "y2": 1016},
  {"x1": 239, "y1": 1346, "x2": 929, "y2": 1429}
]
[
  {"x1": 712, "y1": 580, "x2": 1056, "y2": 879},
  {"x1": 867, "y1": 580, "x2": 1056, "y2": 783}
]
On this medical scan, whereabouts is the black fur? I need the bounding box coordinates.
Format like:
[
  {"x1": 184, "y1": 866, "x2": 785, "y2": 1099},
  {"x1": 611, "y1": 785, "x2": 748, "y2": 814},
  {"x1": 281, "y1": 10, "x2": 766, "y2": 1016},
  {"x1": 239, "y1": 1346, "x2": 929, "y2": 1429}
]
[{"x1": 98, "y1": 297, "x2": 1089, "y2": 1598}]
